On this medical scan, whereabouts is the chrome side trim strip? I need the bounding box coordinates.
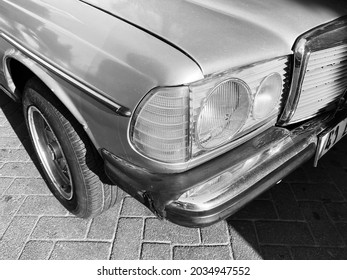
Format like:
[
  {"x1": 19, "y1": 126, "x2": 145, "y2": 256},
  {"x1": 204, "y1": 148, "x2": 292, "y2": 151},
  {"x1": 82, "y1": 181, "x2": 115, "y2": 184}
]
[
  {"x1": 0, "y1": 83, "x2": 18, "y2": 101},
  {"x1": 279, "y1": 15, "x2": 347, "y2": 125},
  {"x1": 0, "y1": 32, "x2": 132, "y2": 117}
]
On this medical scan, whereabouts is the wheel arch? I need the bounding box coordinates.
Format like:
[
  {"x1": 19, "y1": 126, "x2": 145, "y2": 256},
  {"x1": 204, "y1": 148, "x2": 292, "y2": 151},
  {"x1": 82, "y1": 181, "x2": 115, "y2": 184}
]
[{"x1": 3, "y1": 49, "x2": 88, "y2": 129}]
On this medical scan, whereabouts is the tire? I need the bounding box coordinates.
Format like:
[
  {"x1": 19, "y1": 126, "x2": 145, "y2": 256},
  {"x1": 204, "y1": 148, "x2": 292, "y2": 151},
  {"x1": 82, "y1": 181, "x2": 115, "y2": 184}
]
[{"x1": 22, "y1": 77, "x2": 118, "y2": 218}]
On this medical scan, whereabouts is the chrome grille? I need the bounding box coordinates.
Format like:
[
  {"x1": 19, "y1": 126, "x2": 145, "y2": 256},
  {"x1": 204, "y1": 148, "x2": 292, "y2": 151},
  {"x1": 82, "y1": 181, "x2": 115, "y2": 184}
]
[
  {"x1": 291, "y1": 44, "x2": 347, "y2": 122},
  {"x1": 280, "y1": 17, "x2": 347, "y2": 125}
]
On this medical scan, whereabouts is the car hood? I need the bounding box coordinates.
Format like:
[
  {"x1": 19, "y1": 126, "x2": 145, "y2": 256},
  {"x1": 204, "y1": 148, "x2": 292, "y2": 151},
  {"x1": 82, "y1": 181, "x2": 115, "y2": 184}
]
[{"x1": 82, "y1": 0, "x2": 347, "y2": 75}]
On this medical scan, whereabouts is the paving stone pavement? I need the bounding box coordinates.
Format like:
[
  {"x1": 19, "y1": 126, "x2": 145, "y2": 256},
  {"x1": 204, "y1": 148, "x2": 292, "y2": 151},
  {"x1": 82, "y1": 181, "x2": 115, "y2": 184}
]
[{"x1": 1, "y1": 90, "x2": 347, "y2": 260}]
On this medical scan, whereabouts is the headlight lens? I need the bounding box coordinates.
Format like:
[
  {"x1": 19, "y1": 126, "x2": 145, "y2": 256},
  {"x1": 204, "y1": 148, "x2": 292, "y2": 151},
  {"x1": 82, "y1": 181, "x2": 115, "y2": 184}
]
[
  {"x1": 131, "y1": 87, "x2": 190, "y2": 163},
  {"x1": 253, "y1": 73, "x2": 282, "y2": 120},
  {"x1": 197, "y1": 79, "x2": 251, "y2": 149}
]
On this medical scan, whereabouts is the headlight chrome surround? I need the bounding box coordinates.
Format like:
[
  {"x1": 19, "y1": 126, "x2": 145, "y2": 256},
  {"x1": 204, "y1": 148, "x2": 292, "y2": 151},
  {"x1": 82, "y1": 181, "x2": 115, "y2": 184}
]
[{"x1": 129, "y1": 56, "x2": 289, "y2": 169}]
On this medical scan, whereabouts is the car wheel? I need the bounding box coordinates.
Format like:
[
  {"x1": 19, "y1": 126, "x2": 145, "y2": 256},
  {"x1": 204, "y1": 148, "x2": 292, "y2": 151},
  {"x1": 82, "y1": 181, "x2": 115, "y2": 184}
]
[{"x1": 22, "y1": 77, "x2": 118, "y2": 218}]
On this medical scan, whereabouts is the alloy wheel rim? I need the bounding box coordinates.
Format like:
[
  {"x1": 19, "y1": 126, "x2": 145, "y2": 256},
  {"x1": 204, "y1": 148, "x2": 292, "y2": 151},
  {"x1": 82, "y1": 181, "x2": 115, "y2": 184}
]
[{"x1": 28, "y1": 106, "x2": 73, "y2": 200}]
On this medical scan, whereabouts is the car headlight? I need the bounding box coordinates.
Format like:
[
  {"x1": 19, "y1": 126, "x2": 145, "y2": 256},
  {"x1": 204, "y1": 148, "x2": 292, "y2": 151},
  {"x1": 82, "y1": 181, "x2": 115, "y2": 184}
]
[
  {"x1": 253, "y1": 73, "x2": 283, "y2": 120},
  {"x1": 196, "y1": 79, "x2": 251, "y2": 149},
  {"x1": 130, "y1": 87, "x2": 190, "y2": 163},
  {"x1": 130, "y1": 56, "x2": 288, "y2": 166}
]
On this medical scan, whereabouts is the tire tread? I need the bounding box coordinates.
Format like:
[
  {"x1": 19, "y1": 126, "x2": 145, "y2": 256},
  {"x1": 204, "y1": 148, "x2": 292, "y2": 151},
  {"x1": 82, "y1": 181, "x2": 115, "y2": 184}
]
[{"x1": 22, "y1": 77, "x2": 117, "y2": 218}]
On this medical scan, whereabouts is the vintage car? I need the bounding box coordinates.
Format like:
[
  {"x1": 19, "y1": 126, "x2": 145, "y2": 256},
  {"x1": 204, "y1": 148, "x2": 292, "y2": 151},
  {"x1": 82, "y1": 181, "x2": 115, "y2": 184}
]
[{"x1": 0, "y1": 0, "x2": 347, "y2": 227}]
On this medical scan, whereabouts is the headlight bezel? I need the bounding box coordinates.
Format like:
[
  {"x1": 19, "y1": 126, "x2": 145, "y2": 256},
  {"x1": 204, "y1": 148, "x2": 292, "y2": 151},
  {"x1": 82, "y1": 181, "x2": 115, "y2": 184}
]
[{"x1": 128, "y1": 56, "x2": 288, "y2": 170}]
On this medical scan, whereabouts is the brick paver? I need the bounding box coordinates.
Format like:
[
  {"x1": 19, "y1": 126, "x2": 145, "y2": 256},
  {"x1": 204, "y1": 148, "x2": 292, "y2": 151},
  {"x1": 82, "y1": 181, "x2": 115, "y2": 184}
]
[
  {"x1": 141, "y1": 243, "x2": 171, "y2": 260},
  {"x1": 200, "y1": 222, "x2": 230, "y2": 244},
  {"x1": 17, "y1": 196, "x2": 68, "y2": 216},
  {"x1": 1, "y1": 90, "x2": 347, "y2": 260},
  {"x1": 31, "y1": 217, "x2": 90, "y2": 240},
  {"x1": 5, "y1": 178, "x2": 50, "y2": 195},
  {"x1": 260, "y1": 245, "x2": 292, "y2": 260},
  {"x1": 111, "y1": 218, "x2": 143, "y2": 260},
  {"x1": 228, "y1": 220, "x2": 262, "y2": 260},
  {"x1": 49, "y1": 241, "x2": 112, "y2": 260},
  {"x1": 144, "y1": 218, "x2": 200, "y2": 244},
  {"x1": 0, "y1": 178, "x2": 13, "y2": 196},
  {"x1": 19, "y1": 240, "x2": 54, "y2": 260},
  {"x1": 256, "y1": 221, "x2": 315, "y2": 245},
  {"x1": 0, "y1": 216, "x2": 38, "y2": 259},
  {"x1": 173, "y1": 245, "x2": 231, "y2": 260}
]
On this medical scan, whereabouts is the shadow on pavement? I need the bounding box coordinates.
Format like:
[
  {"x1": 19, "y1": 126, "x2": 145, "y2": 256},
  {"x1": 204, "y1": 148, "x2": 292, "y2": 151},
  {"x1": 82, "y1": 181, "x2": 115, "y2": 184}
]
[
  {"x1": 0, "y1": 89, "x2": 44, "y2": 177},
  {"x1": 226, "y1": 141, "x2": 347, "y2": 259}
]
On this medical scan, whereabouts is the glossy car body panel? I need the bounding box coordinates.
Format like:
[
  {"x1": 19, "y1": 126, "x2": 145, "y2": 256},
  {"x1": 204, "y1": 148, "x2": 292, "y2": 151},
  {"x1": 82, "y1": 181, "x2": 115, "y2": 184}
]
[
  {"x1": 0, "y1": 0, "x2": 203, "y2": 109},
  {"x1": 82, "y1": 0, "x2": 347, "y2": 75}
]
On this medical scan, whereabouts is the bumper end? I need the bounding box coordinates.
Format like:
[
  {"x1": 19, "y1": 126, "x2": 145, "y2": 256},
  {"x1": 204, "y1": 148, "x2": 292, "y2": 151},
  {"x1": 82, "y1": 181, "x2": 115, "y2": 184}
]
[{"x1": 103, "y1": 112, "x2": 344, "y2": 227}]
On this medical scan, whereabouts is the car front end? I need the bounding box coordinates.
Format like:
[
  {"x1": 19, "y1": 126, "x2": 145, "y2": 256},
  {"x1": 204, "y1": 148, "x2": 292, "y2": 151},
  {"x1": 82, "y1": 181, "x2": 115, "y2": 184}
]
[{"x1": 100, "y1": 11, "x2": 347, "y2": 226}]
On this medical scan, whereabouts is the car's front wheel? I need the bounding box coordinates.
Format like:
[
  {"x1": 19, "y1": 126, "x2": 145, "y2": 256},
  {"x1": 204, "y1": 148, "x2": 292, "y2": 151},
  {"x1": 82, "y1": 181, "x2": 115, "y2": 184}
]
[{"x1": 23, "y1": 77, "x2": 118, "y2": 218}]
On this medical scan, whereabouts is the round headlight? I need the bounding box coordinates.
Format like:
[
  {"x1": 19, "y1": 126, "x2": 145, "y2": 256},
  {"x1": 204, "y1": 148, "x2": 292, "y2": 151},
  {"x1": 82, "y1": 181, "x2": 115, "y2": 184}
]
[
  {"x1": 253, "y1": 73, "x2": 282, "y2": 120},
  {"x1": 196, "y1": 78, "x2": 251, "y2": 149}
]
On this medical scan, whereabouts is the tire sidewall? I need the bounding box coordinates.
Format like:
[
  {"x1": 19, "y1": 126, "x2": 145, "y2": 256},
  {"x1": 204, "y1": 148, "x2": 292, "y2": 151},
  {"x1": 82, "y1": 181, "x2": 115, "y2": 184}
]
[{"x1": 23, "y1": 82, "x2": 89, "y2": 217}]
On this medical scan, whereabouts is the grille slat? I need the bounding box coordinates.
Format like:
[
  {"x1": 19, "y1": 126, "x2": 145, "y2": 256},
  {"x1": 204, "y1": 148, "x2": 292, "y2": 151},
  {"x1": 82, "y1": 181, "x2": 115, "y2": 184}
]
[
  {"x1": 302, "y1": 66, "x2": 347, "y2": 88},
  {"x1": 307, "y1": 56, "x2": 347, "y2": 71},
  {"x1": 305, "y1": 59, "x2": 347, "y2": 77},
  {"x1": 296, "y1": 100, "x2": 337, "y2": 112},
  {"x1": 302, "y1": 78, "x2": 347, "y2": 96},
  {"x1": 309, "y1": 46, "x2": 347, "y2": 60},
  {"x1": 290, "y1": 43, "x2": 347, "y2": 123},
  {"x1": 310, "y1": 44, "x2": 347, "y2": 57},
  {"x1": 297, "y1": 88, "x2": 346, "y2": 108}
]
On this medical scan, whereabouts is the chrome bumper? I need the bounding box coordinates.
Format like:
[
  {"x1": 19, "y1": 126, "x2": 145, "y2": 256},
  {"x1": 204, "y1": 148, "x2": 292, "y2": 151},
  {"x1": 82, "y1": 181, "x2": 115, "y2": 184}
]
[{"x1": 102, "y1": 110, "x2": 345, "y2": 227}]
